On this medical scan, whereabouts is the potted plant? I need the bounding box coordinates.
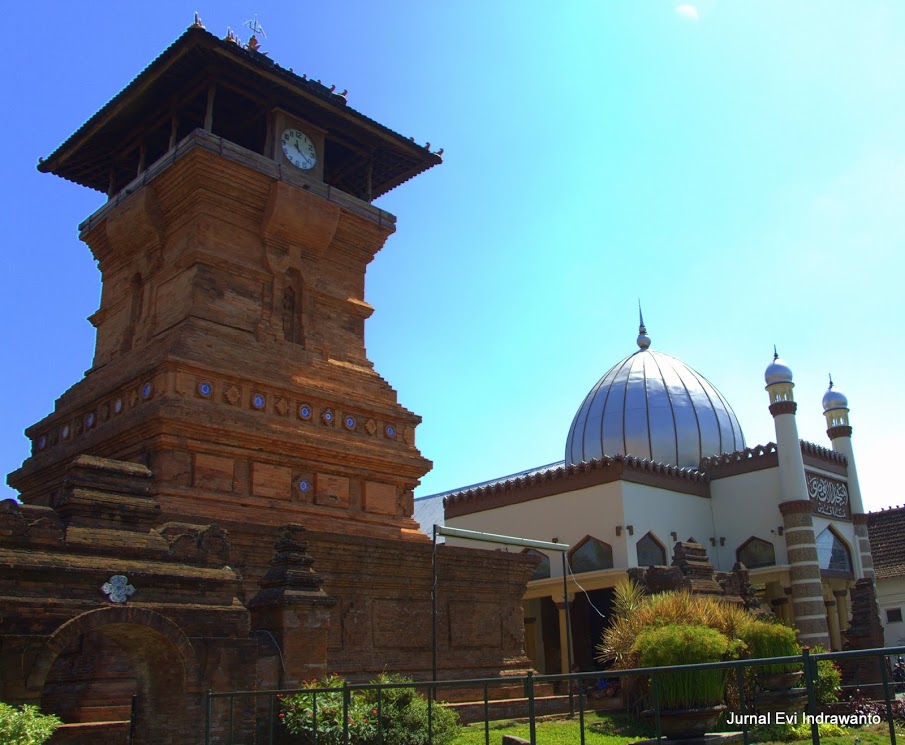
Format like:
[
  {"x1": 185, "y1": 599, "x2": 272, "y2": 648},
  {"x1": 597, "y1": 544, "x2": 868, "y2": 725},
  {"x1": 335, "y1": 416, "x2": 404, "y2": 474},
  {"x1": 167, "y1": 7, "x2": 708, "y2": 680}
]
[
  {"x1": 739, "y1": 620, "x2": 802, "y2": 691},
  {"x1": 632, "y1": 623, "x2": 735, "y2": 738}
]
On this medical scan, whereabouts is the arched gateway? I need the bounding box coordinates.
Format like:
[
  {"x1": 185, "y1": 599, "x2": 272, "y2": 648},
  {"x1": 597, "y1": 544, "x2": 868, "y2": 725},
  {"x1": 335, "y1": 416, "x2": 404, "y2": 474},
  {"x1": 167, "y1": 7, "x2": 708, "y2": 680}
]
[{"x1": 33, "y1": 607, "x2": 201, "y2": 744}]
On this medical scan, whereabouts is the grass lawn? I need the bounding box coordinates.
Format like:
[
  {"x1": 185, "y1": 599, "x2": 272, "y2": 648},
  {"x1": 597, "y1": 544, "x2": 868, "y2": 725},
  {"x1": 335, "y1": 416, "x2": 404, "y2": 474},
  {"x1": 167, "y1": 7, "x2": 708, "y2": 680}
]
[{"x1": 451, "y1": 712, "x2": 901, "y2": 745}]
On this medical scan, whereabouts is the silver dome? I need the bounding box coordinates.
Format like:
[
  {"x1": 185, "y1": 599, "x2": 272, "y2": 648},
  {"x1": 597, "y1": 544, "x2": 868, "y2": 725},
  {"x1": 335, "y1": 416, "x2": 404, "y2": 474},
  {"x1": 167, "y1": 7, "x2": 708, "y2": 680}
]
[
  {"x1": 764, "y1": 349, "x2": 793, "y2": 386},
  {"x1": 566, "y1": 327, "x2": 745, "y2": 469},
  {"x1": 822, "y1": 377, "x2": 849, "y2": 412}
]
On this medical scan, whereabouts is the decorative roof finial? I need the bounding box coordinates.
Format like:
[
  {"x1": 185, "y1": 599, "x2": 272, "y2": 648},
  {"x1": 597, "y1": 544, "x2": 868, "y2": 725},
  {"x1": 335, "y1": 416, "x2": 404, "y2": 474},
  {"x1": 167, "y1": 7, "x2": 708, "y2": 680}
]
[
  {"x1": 636, "y1": 301, "x2": 651, "y2": 350},
  {"x1": 773, "y1": 345, "x2": 778, "y2": 362},
  {"x1": 828, "y1": 373, "x2": 834, "y2": 389},
  {"x1": 244, "y1": 14, "x2": 267, "y2": 38},
  {"x1": 192, "y1": 12, "x2": 205, "y2": 29}
]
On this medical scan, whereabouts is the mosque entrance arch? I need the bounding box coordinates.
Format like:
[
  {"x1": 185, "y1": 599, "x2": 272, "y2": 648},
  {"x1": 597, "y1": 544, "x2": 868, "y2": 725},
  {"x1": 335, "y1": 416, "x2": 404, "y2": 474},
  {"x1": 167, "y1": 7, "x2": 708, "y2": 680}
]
[{"x1": 32, "y1": 607, "x2": 201, "y2": 745}]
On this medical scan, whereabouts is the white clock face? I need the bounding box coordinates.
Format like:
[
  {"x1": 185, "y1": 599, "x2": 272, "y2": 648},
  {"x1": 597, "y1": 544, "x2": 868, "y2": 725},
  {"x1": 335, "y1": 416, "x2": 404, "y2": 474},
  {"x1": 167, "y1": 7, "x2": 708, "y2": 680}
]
[{"x1": 281, "y1": 128, "x2": 317, "y2": 170}]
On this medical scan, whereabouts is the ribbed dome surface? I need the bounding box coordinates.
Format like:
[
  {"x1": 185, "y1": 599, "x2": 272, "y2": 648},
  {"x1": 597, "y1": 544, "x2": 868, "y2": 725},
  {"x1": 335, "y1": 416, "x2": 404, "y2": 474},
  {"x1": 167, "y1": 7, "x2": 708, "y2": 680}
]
[{"x1": 566, "y1": 335, "x2": 745, "y2": 469}]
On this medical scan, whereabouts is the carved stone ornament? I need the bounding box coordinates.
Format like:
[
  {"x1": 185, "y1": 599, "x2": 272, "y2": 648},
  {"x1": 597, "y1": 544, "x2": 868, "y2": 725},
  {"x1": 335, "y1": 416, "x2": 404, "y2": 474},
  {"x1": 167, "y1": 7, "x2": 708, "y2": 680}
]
[
  {"x1": 101, "y1": 575, "x2": 136, "y2": 603},
  {"x1": 805, "y1": 470, "x2": 850, "y2": 519}
]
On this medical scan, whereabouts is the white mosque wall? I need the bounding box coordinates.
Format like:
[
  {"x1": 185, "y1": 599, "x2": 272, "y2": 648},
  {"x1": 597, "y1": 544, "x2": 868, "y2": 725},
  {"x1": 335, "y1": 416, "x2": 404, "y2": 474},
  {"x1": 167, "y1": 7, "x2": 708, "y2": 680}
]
[
  {"x1": 711, "y1": 468, "x2": 786, "y2": 571},
  {"x1": 620, "y1": 482, "x2": 714, "y2": 568},
  {"x1": 445, "y1": 481, "x2": 627, "y2": 576},
  {"x1": 877, "y1": 576, "x2": 905, "y2": 647}
]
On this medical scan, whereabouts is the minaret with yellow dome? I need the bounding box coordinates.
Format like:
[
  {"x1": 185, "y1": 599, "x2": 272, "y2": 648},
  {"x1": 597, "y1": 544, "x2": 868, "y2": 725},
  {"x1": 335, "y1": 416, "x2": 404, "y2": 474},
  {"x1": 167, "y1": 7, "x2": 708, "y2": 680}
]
[
  {"x1": 765, "y1": 350, "x2": 831, "y2": 647},
  {"x1": 822, "y1": 378, "x2": 874, "y2": 581}
]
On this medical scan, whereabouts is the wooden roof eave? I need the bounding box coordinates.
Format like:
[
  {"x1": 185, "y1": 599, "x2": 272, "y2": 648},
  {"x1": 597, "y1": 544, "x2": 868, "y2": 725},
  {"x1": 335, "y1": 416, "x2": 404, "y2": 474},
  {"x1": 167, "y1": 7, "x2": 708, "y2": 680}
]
[
  {"x1": 38, "y1": 26, "x2": 440, "y2": 196},
  {"x1": 37, "y1": 31, "x2": 211, "y2": 178}
]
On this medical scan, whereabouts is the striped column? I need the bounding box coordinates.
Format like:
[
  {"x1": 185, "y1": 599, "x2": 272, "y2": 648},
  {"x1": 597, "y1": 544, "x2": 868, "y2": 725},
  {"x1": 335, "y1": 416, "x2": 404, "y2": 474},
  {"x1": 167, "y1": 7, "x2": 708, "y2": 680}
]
[{"x1": 779, "y1": 500, "x2": 831, "y2": 647}]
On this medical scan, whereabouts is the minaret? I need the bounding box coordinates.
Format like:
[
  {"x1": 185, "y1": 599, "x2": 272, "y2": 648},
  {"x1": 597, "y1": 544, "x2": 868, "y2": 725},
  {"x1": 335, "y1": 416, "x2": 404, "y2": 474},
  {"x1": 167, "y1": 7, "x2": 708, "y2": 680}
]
[
  {"x1": 765, "y1": 350, "x2": 831, "y2": 647},
  {"x1": 822, "y1": 378, "x2": 873, "y2": 580}
]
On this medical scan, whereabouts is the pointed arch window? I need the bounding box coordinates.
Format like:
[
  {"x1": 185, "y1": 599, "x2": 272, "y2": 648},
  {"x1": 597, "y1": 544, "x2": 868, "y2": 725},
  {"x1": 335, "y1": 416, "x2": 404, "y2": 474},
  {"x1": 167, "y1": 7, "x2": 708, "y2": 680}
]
[
  {"x1": 522, "y1": 549, "x2": 551, "y2": 581},
  {"x1": 736, "y1": 537, "x2": 776, "y2": 569},
  {"x1": 636, "y1": 532, "x2": 666, "y2": 567},
  {"x1": 569, "y1": 536, "x2": 614, "y2": 574},
  {"x1": 816, "y1": 527, "x2": 853, "y2": 576}
]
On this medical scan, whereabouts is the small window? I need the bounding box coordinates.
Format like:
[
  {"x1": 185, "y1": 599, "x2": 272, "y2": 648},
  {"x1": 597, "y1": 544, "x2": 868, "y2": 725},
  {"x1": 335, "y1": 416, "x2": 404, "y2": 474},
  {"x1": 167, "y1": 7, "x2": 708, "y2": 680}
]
[
  {"x1": 523, "y1": 549, "x2": 551, "y2": 581},
  {"x1": 737, "y1": 537, "x2": 776, "y2": 569},
  {"x1": 636, "y1": 532, "x2": 666, "y2": 567},
  {"x1": 887, "y1": 608, "x2": 903, "y2": 624},
  {"x1": 569, "y1": 536, "x2": 614, "y2": 574}
]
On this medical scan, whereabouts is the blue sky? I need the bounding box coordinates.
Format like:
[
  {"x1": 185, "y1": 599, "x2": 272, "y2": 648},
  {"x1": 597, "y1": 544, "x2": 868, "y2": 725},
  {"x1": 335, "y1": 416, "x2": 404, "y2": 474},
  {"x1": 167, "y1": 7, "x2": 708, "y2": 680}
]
[{"x1": 2, "y1": 2, "x2": 904, "y2": 513}]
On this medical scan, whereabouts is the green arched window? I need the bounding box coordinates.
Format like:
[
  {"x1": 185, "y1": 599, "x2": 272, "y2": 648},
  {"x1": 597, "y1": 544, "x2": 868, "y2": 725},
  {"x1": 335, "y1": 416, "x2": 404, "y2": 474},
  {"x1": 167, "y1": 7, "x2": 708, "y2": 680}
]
[
  {"x1": 636, "y1": 532, "x2": 666, "y2": 567},
  {"x1": 569, "y1": 536, "x2": 614, "y2": 574},
  {"x1": 523, "y1": 549, "x2": 551, "y2": 581},
  {"x1": 737, "y1": 537, "x2": 776, "y2": 569}
]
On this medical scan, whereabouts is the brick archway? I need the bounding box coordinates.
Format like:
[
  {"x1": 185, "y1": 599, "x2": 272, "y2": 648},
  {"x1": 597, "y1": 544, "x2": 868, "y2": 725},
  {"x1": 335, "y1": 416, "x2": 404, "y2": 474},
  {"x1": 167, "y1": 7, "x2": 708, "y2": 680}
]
[{"x1": 30, "y1": 606, "x2": 202, "y2": 745}]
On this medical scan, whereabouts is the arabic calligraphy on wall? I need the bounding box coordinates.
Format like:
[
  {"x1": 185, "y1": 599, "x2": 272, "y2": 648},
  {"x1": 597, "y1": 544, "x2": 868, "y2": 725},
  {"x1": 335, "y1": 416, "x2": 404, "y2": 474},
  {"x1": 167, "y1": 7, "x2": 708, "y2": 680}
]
[{"x1": 805, "y1": 470, "x2": 850, "y2": 520}]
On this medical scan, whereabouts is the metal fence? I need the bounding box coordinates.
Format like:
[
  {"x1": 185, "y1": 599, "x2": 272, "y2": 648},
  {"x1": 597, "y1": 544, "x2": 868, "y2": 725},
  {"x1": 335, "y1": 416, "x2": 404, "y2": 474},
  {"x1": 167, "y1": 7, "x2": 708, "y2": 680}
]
[{"x1": 205, "y1": 644, "x2": 905, "y2": 745}]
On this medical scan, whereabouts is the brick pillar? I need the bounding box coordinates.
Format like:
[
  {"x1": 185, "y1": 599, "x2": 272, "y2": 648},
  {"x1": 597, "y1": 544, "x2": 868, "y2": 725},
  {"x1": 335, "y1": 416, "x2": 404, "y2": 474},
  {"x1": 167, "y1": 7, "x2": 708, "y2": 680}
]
[
  {"x1": 779, "y1": 500, "x2": 830, "y2": 648},
  {"x1": 248, "y1": 524, "x2": 336, "y2": 687},
  {"x1": 839, "y1": 579, "x2": 886, "y2": 691}
]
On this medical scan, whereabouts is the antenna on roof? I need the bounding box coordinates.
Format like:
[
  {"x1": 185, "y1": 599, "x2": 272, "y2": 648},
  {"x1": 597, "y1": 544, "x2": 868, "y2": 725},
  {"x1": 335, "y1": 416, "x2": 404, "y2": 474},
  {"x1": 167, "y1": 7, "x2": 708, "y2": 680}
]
[{"x1": 244, "y1": 14, "x2": 267, "y2": 38}]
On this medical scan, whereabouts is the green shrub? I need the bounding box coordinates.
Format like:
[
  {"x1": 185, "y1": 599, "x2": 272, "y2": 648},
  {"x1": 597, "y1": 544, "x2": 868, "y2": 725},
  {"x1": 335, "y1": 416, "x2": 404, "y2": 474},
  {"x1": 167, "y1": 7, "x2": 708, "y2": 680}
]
[
  {"x1": 280, "y1": 673, "x2": 460, "y2": 745},
  {"x1": 809, "y1": 645, "x2": 842, "y2": 704},
  {"x1": 363, "y1": 673, "x2": 460, "y2": 745},
  {"x1": 738, "y1": 619, "x2": 801, "y2": 674},
  {"x1": 280, "y1": 674, "x2": 377, "y2": 744},
  {"x1": 632, "y1": 624, "x2": 734, "y2": 710},
  {"x1": 0, "y1": 702, "x2": 61, "y2": 745}
]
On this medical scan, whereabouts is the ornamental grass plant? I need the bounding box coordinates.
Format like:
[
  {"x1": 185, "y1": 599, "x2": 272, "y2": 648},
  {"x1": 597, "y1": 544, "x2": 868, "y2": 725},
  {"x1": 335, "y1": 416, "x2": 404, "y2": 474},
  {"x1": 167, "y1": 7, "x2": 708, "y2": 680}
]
[
  {"x1": 738, "y1": 619, "x2": 802, "y2": 675},
  {"x1": 631, "y1": 624, "x2": 735, "y2": 710},
  {"x1": 596, "y1": 580, "x2": 752, "y2": 669}
]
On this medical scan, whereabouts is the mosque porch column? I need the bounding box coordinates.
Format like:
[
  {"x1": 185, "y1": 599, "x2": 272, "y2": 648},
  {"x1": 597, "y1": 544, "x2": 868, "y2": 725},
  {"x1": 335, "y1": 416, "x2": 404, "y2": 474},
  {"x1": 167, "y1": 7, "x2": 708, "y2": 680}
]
[
  {"x1": 825, "y1": 598, "x2": 841, "y2": 650},
  {"x1": 779, "y1": 500, "x2": 831, "y2": 648},
  {"x1": 555, "y1": 597, "x2": 574, "y2": 676},
  {"x1": 833, "y1": 589, "x2": 850, "y2": 633}
]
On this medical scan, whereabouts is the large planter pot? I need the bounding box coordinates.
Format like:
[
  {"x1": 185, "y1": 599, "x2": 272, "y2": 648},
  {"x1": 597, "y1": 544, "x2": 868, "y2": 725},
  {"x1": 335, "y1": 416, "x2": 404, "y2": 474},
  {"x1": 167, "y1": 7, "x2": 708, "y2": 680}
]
[
  {"x1": 757, "y1": 670, "x2": 803, "y2": 692},
  {"x1": 642, "y1": 704, "x2": 727, "y2": 739}
]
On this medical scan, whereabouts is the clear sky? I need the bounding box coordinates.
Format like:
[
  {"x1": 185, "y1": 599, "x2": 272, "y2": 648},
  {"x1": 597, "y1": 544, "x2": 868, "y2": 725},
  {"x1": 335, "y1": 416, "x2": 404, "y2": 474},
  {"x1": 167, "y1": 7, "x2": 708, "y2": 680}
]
[{"x1": 2, "y1": 1, "x2": 903, "y2": 513}]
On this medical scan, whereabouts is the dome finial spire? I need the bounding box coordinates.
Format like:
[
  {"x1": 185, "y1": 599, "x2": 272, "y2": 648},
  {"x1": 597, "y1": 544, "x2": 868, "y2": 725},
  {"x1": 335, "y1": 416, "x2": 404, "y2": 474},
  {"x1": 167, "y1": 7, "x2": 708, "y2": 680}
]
[
  {"x1": 828, "y1": 373, "x2": 834, "y2": 389},
  {"x1": 773, "y1": 344, "x2": 779, "y2": 362},
  {"x1": 636, "y1": 301, "x2": 651, "y2": 350}
]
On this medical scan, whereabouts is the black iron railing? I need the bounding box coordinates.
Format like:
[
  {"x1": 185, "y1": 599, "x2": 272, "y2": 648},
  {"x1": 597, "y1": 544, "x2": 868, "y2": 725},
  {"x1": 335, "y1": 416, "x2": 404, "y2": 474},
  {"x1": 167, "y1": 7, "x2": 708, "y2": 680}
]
[{"x1": 204, "y1": 644, "x2": 905, "y2": 745}]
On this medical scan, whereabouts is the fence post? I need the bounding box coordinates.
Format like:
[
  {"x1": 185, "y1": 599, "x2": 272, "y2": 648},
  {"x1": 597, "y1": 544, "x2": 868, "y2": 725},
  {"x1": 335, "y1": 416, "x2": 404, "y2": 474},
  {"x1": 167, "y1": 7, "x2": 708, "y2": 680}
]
[
  {"x1": 204, "y1": 691, "x2": 212, "y2": 745},
  {"x1": 526, "y1": 671, "x2": 536, "y2": 745},
  {"x1": 735, "y1": 665, "x2": 749, "y2": 745},
  {"x1": 879, "y1": 657, "x2": 897, "y2": 745},
  {"x1": 651, "y1": 672, "x2": 661, "y2": 741},
  {"x1": 578, "y1": 677, "x2": 586, "y2": 745},
  {"x1": 483, "y1": 681, "x2": 490, "y2": 745},
  {"x1": 342, "y1": 681, "x2": 351, "y2": 745},
  {"x1": 802, "y1": 648, "x2": 818, "y2": 745}
]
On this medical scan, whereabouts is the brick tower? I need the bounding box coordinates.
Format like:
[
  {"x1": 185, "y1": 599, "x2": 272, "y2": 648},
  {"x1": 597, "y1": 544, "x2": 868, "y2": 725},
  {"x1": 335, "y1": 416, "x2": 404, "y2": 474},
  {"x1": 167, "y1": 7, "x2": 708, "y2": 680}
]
[{"x1": 10, "y1": 22, "x2": 436, "y2": 540}]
